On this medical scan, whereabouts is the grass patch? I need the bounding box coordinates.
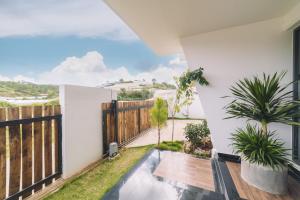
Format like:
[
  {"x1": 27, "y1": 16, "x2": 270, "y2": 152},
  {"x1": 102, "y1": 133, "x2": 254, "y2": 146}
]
[
  {"x1": 44, "y1": 145, "x2": 153, "y2": 200},
  {"x1": 168, "y1": 117, "x2": 204, "y2": 120},
  {"x1": 193, "y1": 151, "x2": 211, "y2": 159},
  {"x1": 156, "y1": 141, "x2": 183, "y2": 152}
]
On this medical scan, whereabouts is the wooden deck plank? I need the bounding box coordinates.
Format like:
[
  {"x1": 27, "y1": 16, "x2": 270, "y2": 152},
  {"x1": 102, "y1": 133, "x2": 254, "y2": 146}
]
[
  {"x1": 226, "y1": 161, "x2": 300, "y2": 200},
  {"x1": 154, "y1": 153, "x2": 215, "y2": 191}
]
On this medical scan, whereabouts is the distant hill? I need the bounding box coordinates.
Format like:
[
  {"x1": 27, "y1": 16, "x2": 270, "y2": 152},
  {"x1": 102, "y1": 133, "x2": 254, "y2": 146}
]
[
  {"x1": 103, "y1": 80, "x2": 176, "y2": 91},
  {"x1": 0, "y1": 81, "x2": 58, "y2": 98}
]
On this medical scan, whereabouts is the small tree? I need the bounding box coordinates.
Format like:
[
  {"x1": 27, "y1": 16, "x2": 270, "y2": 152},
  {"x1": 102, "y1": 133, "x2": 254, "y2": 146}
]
[
  {"x1": 170, "y1": 67, "x2": 209, "y2": 142},
  {"x1": 168, "y1": 77, "x2": 192, "y2": 141},
  {"x1": 152, "y1": 78, "x2": 157, "y2": 85},
  {"x1": 151, "y1": 98, "x2": 168, "y2": 146}
]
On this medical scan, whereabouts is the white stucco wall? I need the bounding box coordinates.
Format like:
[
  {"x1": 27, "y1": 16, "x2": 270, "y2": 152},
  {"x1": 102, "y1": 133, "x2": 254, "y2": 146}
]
[
  {"x1": 154, "y1": 89, "x2": 205, "y2": 119},
  {"x1": 181, "y1": 18, "x2": 294, "y2": 157},
  {"x1": 178, "y1": 94, "x2": 205, "y2": 119},
  {"x1": 59, "y1": 85, "x2": 117, "y2": 178}
]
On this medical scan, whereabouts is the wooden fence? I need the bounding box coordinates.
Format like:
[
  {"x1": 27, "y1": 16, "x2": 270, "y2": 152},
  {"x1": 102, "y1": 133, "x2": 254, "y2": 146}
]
[
  {"x1": 102, "y1": 100, "x2": 154, "y2": 154},
  {"x1": 0, "y1": 105, "x2": 62, "y2": 200}
]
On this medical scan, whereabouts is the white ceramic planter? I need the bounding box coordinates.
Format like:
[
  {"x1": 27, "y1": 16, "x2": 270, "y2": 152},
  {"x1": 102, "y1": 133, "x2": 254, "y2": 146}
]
[{"x1": 241, "y1": 159, "x2": 288, "y2": 194}]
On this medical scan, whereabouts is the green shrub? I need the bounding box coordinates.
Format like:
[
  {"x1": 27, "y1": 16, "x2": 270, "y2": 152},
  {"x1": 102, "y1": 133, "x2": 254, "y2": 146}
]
[
  {"x1": 30, "y1": 99, "x2": 59, "y2": 106},
  {"x1": 0, "y1": 101, "x2": 15, "y2": 107},
  {"x1": 156, "y1": 141, "x2": 183, "y2": 152},
  {"x1": 231, "y1": 124, "x2": 290, "y2": 169},
  {"x1": 152, "y1": 82, "x2": 176, "y2": 90},
  {"x1": 184, "y1": 120, "x2": 210, "y2": 150},
  {"x1": 117, "y1": 88, "x2": 153, "y2": 101},
  {"x1": 0, "y1": 81, "x2": 58, "y2": 98}
]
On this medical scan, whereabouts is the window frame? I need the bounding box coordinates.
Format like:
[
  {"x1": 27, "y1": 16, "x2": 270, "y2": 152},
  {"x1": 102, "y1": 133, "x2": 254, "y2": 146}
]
[{"x1": 293, "y1": 26, "x2": 300, "y2": 164}]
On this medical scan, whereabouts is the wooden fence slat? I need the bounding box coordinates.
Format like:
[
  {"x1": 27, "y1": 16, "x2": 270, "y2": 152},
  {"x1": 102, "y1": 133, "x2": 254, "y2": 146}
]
[
  {"x1": 0, "y1": 105, "x2": 62, "y2": 199},
  {"x1": 0, "y1": 108, "x2": 6, "y2": 200},
  {"x1": 120, "y1": 102, "x2": 125, "y2": 144},
  {"x1": 43, "y1": 106, "x2": 52, "y2": 186},
  {"x1": 21, "y1": 106, "x2": 33, "y2": 198},
  {"x1": 8, "y1": 107, "x2": 21, "y2": 196},
  {"x1": 102, "y1": 100, "x2": 153, "y2": 150},
  {"x1": 118, "y1": 102, "x2": 121, "y2": 144},
  {"x1": 33, "y1": 106, "x2": 43, "y2": 192},
  {"x1": 53, "y1": 105, "x2": 61, "y2": 176}
]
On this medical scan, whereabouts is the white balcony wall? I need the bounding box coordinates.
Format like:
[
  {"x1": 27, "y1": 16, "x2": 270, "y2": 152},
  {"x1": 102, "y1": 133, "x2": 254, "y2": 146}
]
[
  {"x1": 181, "y1": 18, "x2": 293, "y2": 158},
  {"x1": 59, "y1": 85, "x2": 117, "y2": 178},
  {"x1": 154, "y1": 89, "x2": 205, "y2": 119}
]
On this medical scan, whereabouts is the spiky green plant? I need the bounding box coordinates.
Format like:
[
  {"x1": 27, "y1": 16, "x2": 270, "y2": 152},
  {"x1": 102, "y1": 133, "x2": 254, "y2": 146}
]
[
  {"x1": 224, "y1": 72, "x2": 300, "y2": 134},
  {"x1": 231, "y1": 124, "x2": 290, "y2": 169},
  {"x1": 150, "y1": 98, "x2": 168, "y2": 146}
]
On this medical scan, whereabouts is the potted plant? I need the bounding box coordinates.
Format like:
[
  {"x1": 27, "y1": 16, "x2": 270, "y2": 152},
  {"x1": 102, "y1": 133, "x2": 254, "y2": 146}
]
[{"x1": 224, "y1": 72, "x2": 300, "y2": 194}]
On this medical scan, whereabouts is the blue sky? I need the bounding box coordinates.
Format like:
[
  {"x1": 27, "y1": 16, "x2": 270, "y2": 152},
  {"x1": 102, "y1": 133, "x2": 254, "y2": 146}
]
[
  {"x1": 0, "y1": 0, "x2": 186, "y2": 86},
  {"x1": 0, "y1": 36, "x2": 172, "y2": 76}
]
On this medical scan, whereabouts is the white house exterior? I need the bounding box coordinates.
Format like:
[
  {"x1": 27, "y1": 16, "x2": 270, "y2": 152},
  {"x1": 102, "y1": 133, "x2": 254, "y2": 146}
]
[{"x1": 105, "y1": 0, "x2": 300, "y2": 169}]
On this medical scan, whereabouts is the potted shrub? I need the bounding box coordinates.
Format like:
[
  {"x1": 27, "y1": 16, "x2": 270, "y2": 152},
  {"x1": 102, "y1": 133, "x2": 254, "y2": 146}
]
[{"x1": 224, "y1": 72, "x2": 300, "y2": 194}]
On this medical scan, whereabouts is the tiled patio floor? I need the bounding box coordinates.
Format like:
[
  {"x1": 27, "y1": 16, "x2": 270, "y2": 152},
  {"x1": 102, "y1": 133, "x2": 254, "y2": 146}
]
[
  {"x1": 126, "y1": 119, "x2": 202, "y2": 147},
  {"x1": 154, "y1": 153, "x2": 214, "y2": 191},
  {"x1": 102, "y1": 150, "x2": 223, "y2": 200}
]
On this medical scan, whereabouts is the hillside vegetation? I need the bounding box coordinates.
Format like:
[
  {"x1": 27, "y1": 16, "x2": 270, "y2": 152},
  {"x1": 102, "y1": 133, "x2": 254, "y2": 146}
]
[
  {"x1": 0, "y1": 81, "x2": 58, "y2": 98},
  {"x1": 118, "y1": 88, "x2": 153, "y2": 101}
]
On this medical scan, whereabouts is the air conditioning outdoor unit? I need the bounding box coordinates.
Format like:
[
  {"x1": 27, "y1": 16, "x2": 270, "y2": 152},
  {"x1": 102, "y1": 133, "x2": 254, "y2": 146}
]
[{"x1": 109, "y1": 142, "x2": 118, "y2": 157}]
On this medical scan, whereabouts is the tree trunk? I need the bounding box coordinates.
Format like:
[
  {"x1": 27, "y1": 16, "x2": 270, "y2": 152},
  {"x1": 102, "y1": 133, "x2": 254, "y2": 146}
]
[
  {"x1": 171, "y1": 115, "x2": 175, "y2": 142},
  {"x1": 158, "y1": 127, "x2": 161, "y2": 146},
  {"x1": 186, "y1": 104, "x2": 189, "y2": 118},
  {"x1": 261, "y1": 120, "x2": 268, "y2": 135}
]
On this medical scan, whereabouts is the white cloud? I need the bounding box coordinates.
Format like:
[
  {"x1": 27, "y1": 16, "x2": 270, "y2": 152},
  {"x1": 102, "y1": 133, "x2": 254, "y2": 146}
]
[
  {"x1": 0, "y1": 52, "x2": 187, "y2": 86},
  {"x1": 52, "y1": 51, "x2": 106, "y2": 73},
  {"x1": 137, "y1": 65, "x2": 185, "y2": 83},
  {"x1": 38, "y1": 51, "x2": 186, "y2": 86},
  {"x1": 169, "y1": 54, "x2": 187, "y2": 66},
  {"x1": 13, "y1": 75, "x2": 36, "y2": 83},
  {"x1": 0, "y1": 74, "x2": 35, "y2": 83},
  {"x1": 0, "y1": 0, "x2": 137, "y2": 40},
  {"x1": 0, "y1": 75, "x2": 11, "y2": 81}
]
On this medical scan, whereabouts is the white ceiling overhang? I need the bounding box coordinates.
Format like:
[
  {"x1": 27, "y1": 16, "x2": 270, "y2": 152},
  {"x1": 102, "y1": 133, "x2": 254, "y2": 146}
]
[{"x1": 105, "y1": 0, "x2": 300, "y2": 55}]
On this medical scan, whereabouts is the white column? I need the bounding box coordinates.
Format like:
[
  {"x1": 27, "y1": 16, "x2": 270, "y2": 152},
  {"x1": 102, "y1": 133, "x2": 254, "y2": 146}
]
[{"x1": 59, "y1": 85, "x2": 117, "y2": 178}]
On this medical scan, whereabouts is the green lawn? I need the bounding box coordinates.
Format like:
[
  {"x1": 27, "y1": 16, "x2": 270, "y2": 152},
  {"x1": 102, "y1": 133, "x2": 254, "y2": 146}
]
[
  {"x1": 44, "y1": 145, "x2": 153, "y2": 200},
  {"x1": 156, "y1": 141, "x2": 184, "y2": 152}
]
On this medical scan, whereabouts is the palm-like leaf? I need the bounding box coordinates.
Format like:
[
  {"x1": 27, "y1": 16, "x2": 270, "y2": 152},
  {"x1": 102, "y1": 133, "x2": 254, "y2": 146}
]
[
  {"x1": 231, "y1": 124, "x2": 290, "y2": 169},
  {"x1": 224, "y1": 72, "x2": 300, "y2": 126}
]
